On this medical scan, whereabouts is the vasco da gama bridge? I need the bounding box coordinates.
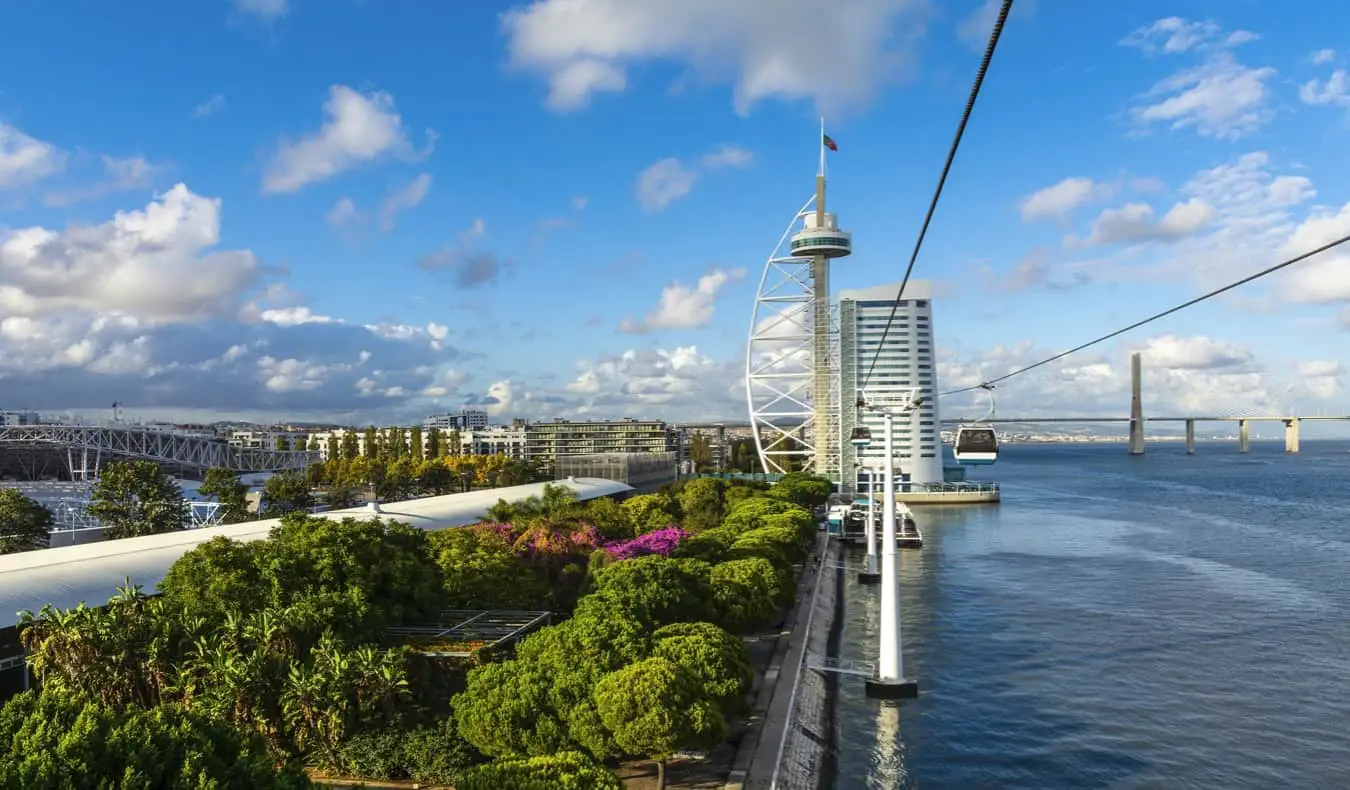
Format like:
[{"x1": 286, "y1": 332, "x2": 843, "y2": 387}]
[{"x1": 0, "y1": 424, "x2": 316, "y2": 482}]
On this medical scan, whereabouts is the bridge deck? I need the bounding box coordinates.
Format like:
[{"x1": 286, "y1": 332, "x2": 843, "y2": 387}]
[{"x1": 0, "y1": 424, "x2": 316, "y2": 474}]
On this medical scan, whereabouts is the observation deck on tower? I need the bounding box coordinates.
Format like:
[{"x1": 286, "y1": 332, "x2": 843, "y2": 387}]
[{"x1": 789, "y1": 212, "x2": 853, "y2": 258}]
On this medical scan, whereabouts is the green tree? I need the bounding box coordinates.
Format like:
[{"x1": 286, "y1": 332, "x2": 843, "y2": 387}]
[
  {"x1": 688, "y1": 433, "x2": 715, "y2": 472},
  {"x1": 675, "y1": 478, "x2": 724, "y2": 532},
  {"x1": 511, "y1": 608, "x2": 652, "y2": 758},
  {"x1": 199, "y1": 467, "x2": 251, "y2": 524},
  {"x1": 0, "y1": 488, "x2": 53, "y2": 553},
  {"x1": 425, "y1": 427, "x2": 444, "y2": 458},
  {"x1": 340, "y1": 431, "x2": 360, "y2": 460},
  {"x1": 620, "y1": 493, "x2": 681, "y2": 535},
  {"x1": 594, "y1": 657, "x2": 727, "y2": 790},
  {"x1": 0, "y1": 689, "x2": 313, "y2": 789},
  {"x1": 650, "y1": 622, "x2": 754, "y2": 713},
  {"x1": 262, "y1": 471, "x2": 314, "y2": 517},
  {"x1": 417, "y1": 458, "x2": 455, "y2": 495},
  {"x1": 362, "y1": 426, "x2": 380, "y2": 459},
  {"x1": 770, "y1": 472, "x2": 833, "y2": 509},
  {"x1": 409, "y1": 426, "x2": 424, "y2": 460},
  {"x1": 455, "y1": 751, "x2": 620, "y2": 790},
  {"x1": 158, "y1": 536, "x2": 270, "y2": 621},
  {"x1": 578, "y1": 555, "x2": 716, "y2": 630},
  {"x1": 384, "y1": 457, "x2": 417, "y2": 500},
  {"x1": 428, "y1": 526, "x2": 550, "y2": 610},
  {"x1": 709, "y1": 557, "x2": 786, "y2": 631},
  {"x1": 274, "y1": 434, "x2": 289, "y2": 451},
  {"x1": 721, "y1": 497, "x2": 805, "y2": 537},
  {"x1": 455, "y1": 661, "x2": 571, "y2": 758},
  {"x1": 573, "y1": 496, "x2": 634, "y2": 540},
  {"x1": 87, "y1": 460, "x2": 185, "y2": 539}
]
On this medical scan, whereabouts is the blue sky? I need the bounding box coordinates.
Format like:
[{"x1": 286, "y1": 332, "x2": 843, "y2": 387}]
[{"x1": 2, "y1": 0, "x2": 1349, "y2": 427}]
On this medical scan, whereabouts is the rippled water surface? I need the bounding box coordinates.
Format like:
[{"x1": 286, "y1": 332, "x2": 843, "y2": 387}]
[{"x1": 832, "y1": 440, "x2": 1350, "y2": 789}]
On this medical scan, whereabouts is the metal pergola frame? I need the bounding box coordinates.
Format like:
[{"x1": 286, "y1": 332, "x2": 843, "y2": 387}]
[{"x1": 384, "y1": 609, "x2": 553, "y2": 657}]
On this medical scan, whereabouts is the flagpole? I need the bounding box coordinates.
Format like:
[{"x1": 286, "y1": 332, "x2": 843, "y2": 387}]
[{"x1": 818, "y1": 116, "x2": 827, "y2": 179}]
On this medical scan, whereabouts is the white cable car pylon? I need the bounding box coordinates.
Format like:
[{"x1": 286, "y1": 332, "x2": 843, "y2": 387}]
[{"x1": 952, "y1": 383, "x2": 999, "y2": 466}]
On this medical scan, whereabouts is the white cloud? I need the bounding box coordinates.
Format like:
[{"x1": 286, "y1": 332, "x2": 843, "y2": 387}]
[
  {"x1": 501, "y1": 0, "x2": 929, "y2": 115},
  {"x1": 379, "y1": 173, "x2": 432, "y2": 231},
  {"x1": 1119, "y1": 18, "x2": 1272, "y2": 140},
  {"x1": 325, "y1": 198, "x2": 361, "y2": 229},
  {"x1": 700, "y1": 145, "x2": 754, "y2": 170},
  {"x1": 1120, "y1": 17, "x2": 1257, "y2": 55},
  {"x1": 0, "y1": 183, "x2": 260, "y2": 323},
  {"x1": 1298, "y1": 70, "x2": 1350, "y2": 107},
  {"x1": 620, "y1": 267, "x2": 746, "y2": 333},
  {"x1": 1128, "y1": 53, "x2": 1275, "y2": 139},
  {"x1": 1311, "y1": 49, "x2": 1336, "y2": 65},
  {"x1": 1274, "y1": 202, "x2": 1350, "y2": 304},
  {"x1": 0, "y1": 122, "x2": 65, "y2": 189},
  {"x1": 956, "y1": 0, "x2": 1010, "y2": 51},
  {"x1": 636, "y1": 158, "x2": 697, "y2": 213},
  {"x1": 234, "y1": 0, "x2": 288, "y2": 22},
  {"x1": 1135, "y1": 334, "x2": 1251, "y2": 370},
  {"x1": 937, "y1": 335, "x2": 1330, "y2": 421},
  {"x1": 1019, "y1": 177, "x2": 1110, "y2": 221},
  {"x1": 258, "y1": 306, "x2": 337, "y2": 327},
  {"x1": 43, "y1": 154, "x2": 161, "y2": 207},
  {"x1": 636, "y1": 144, "x2": 754, "y2": 212},
  {"x1": 1068, "y1": 197, "x2": 1217, "y2": 248},
  {"x1": 1060, "y1": 152, "x2": 1320, "y2": 293},
  {"x1": 263, "y1": 85, "x2": 430, "y2": 194},
  {"x1": 193, "y1": 94, "x2": 227, "y2": 118},
  {"x1": 0, "y1": 185, "x2": 463, "y2": 420}
]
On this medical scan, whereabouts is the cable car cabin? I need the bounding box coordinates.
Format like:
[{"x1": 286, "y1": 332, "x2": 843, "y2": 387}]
[{"x1": 953, "y1": 425, "x2": 999, "y2": 465}]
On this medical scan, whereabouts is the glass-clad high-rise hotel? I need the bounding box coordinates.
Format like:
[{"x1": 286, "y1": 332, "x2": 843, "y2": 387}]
[{"x1": 838, "y1": 280, "x2": 943, "y2": 489}]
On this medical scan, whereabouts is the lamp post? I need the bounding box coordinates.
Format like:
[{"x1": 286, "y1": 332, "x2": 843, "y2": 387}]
[{"x1": 855, "y1": 389, "x2": 922, "y2": 700}]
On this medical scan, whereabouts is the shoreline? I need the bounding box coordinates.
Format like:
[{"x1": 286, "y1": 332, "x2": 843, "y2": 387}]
[{"x1": 727, "y1": 532, "x2": 841, "y2": 790}]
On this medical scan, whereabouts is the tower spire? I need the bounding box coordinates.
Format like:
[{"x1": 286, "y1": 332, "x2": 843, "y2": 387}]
[{"x1": 816, "y1": 117, "x2": 827, "y2": 223}]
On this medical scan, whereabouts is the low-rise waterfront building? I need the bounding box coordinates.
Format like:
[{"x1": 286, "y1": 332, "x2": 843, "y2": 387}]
[{"x1": 524, "y1": 418, "x2": 676, "y2": 474}]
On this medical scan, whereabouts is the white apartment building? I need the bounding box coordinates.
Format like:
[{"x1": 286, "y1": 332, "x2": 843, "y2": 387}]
[
  {"x1": 308, "y1": 425, "x2": 526, "y2": 461},
  {"x1": 423, "y1": 409, "x2": 489, "y2": 431},
  {"x1": 460, "y1": 427, "x2": 527, "y2": 460},
  {"x1": 838, "y1": 280, "x2": 943, "y2": 487},
  {"x1": 0, "y1": 411, "x2": 39, "y2": 426},
  {"x1": 228, "y1": 429, "x2": 309, "y2": 451}
]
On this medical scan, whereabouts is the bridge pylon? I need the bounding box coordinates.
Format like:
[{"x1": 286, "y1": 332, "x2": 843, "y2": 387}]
[{"x1": 1128, "y1": 352, "x2": 1145, "y2": 456}]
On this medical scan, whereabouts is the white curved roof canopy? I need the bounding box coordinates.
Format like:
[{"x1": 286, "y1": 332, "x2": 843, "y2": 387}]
[{"x1": 0, "y1": 477, "x2": 631, "y2": 630}]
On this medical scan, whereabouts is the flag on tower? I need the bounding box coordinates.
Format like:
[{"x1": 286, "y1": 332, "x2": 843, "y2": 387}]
[{"x1": 822, "y1": 134, "x2": 838, "y2": 151}]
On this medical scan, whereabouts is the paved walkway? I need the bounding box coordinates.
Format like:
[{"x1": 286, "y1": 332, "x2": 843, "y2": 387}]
[{"x1": 724, "y1": 534, "x2": 833, "y2": 790}]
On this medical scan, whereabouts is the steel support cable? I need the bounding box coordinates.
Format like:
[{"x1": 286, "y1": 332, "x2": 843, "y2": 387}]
[
  {"x1": 939, "y1": 232, "x2": 1350, "y2": 398},
  {"x1": 860, "y1": 0, "x2": 1015, "y2": 390}
]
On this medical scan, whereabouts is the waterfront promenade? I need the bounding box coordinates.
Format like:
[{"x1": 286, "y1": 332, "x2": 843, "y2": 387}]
[{"x1": 728, "y1": 531, "x2": 839, "y2": 790}]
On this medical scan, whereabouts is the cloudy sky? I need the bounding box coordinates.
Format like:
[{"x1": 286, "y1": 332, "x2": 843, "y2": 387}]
[{"x1": 1, "y1": 0, "x2": 1349, "y2": 429}]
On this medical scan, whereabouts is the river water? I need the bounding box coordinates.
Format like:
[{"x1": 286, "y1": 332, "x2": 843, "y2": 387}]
[{"x1": 831, "y1": 440, "x2": 1350, "y2": 789}]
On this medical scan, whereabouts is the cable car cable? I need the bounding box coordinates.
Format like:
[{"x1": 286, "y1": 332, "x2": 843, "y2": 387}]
[
  {"x1": 939, "y1": 231, "x2": 1350, "y2": 398},
  {"x1": 860, "y1": 0, "x2": 1015, "y2": 391}
]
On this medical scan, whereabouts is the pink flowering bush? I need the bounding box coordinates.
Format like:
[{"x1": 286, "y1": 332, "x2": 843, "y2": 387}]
[{"x1": 603, "y1": 526, "x2": 690, "y2": 560}]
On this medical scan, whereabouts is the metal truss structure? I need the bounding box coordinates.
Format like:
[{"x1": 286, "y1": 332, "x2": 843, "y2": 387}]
[
  {"x1": 4, "y1": 483, "x2": 228, "y2": 541},
  {"x1": 385, "y1": 610, "x2": 554, "y2": 657},
  {"x1": 745, "y1": 194, "x2": 841, "y2": 479},
  {"x1": 0, "y1": 424, "x2": 317, "y2": 478}
]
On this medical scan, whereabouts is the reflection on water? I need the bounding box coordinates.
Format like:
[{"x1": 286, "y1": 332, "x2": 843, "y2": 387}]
[{"x1": 832, "y1": 441, "x2": 1350, "y2": 789}]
